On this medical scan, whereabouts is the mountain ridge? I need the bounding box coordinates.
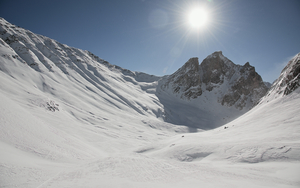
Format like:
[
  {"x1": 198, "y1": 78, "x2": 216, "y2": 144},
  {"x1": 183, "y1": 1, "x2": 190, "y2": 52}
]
[
  {"x1": 258, "y1": 52, "x2": 300, "y2": 104},
  {"x1": 157, "y1": 51, "x2": 269, "y2": 128},
  {"x1": 0, "y1": 17, "x2": 271, "y2": 129}
]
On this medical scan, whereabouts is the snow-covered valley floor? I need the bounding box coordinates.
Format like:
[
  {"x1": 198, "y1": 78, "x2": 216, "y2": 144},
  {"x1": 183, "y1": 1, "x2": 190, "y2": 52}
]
[{"x1": 1, "y1": 75, "x2": 300, "y2": 187}]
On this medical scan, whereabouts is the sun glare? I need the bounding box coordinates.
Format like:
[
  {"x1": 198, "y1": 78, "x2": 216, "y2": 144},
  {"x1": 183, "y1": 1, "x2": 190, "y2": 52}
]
[{"x1": 188, "y1": 8, "x2": 208, "y2": 29}]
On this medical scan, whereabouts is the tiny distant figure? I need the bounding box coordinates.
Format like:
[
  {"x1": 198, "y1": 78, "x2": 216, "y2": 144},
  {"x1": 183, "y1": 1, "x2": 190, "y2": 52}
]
[
  {"x1": 224, "y1": 126, "x2": 228, "y2": 129},
  {"x1": 182, "y1": 135, "x2": 184, "y2": 137}
]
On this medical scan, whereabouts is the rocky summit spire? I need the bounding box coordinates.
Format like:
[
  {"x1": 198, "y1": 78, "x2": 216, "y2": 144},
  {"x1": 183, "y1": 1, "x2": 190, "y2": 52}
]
[
  {"x1": 160, "y1": 57, "x2": 202, "y2": 99},
  {"x1": 159, "y1": 51, "x2": 269, "y2": 108}
]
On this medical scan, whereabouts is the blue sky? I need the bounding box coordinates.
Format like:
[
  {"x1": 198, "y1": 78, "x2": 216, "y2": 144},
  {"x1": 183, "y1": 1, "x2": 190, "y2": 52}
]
[{"x1": 1, "y1": 0, "x2": 300, "y2": 82}]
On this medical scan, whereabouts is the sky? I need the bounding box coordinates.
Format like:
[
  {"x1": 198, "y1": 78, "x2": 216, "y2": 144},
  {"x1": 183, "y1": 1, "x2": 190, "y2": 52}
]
[{"x1": 1, "y1": 0, "x2": 300, "y2": 83}]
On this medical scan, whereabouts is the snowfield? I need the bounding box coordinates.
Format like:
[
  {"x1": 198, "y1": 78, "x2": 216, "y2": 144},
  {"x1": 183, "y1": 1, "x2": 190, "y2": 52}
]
[{"x1": 0, "y1": 17, "x2": 300, "y2": 187}]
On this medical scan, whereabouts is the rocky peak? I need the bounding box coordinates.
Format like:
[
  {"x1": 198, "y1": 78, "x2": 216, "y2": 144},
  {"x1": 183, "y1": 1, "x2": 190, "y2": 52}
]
[
  {"x1": 244, "y1": 62, "x2": 250, "y2": 67},
  {"x1": 283, "y1": 54, "x2": 300, "y2": 95},
  {"x1": 259, "y1": 52, "x2": 300, "y2": 104},
  {"x1": 179, "y1": 57, "x2": 199, "y2": 73},
  {"x1": 158, "y1": 51, "x2": 269, "y2": 110},
  {"x1": 207, "y1": 51, "x2": 224, "y2": 58},
  {"x1": 160, "y1": 57, "x2": 202, "y2": 99},
  {"x1": 228, "y1": 63, "x2": 267, "y2": 106},
  {"x1": 172, "y1": 57, "x2": 200, "y2": 81},
  {"x1": 200, "y1": 51, "x2": 234, "y2": 85}
]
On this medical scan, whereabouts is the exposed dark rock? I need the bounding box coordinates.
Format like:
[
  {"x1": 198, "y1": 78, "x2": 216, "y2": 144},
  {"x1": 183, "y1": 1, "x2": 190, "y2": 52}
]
[
  {"x1": 255, "y1": 53, "x2": 300, "y2": 105},
  {"x1": 159, "y1": 51, "x2": 269, "y2": 110},
  {"x1": 160, "y1": 57, "x2": 202, "y2": 99},
  {"x1": 284, "y1": 59, "x2": 300, "y2": 95}
]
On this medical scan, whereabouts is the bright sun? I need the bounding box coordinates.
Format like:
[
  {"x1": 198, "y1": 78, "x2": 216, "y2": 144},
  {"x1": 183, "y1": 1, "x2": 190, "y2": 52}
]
[{"x1": 188, "y1": 8, "x2": 208, "y2": 29}]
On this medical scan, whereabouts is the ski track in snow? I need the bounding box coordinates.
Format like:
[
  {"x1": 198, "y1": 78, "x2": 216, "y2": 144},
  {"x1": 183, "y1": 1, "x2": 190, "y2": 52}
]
[{"x1": 34, "y1": 155, "x2": 299, "y2": 188}]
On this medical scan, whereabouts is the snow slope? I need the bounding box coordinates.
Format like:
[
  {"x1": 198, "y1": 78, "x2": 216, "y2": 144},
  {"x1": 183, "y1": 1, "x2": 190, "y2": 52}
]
[
  {"x1": 1, "y1": 87, "x2": 299, "y2": 187},
  {"x1": 1, "y1": 77, "x2": 299, "y2": 187},
  {"x1": 0, "y1": 17, "x2": 300, "y2": 187}
]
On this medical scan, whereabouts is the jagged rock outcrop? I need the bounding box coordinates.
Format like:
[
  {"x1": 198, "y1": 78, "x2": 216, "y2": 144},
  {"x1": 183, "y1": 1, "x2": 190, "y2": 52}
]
[
  {"x1": 283, "y1": 54, "x2": 300, "y2": 95},
  {"x1": 159, "y1": 51, "x2": 269, "y2": 110},
  {"x1": 258, "y1": 52, "x2": 300, "y2": 104},
  {"x1": 160, "y1": 57, "x2": 202, "y2": 99}
]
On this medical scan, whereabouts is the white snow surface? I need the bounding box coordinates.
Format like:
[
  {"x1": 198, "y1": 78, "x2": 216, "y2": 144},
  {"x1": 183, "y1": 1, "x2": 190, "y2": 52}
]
[{"x1": 0, "y1": 17, "x2": 300, "y2": 187}]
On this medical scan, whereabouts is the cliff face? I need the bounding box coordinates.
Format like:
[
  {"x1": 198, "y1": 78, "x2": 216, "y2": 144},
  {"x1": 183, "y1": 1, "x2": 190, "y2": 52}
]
[
  {"x1": 283, "y1": 54, "x2": 300, "y2": 95},
  {"x1": 161, "y1": 57, "x2": 202, "y2": 99},
  {"x1": 258, "y1": 52, "x2": 300, "y2": 104},
  {"x1": 159, "y1": 51, "x2": 269, "y2": 110}
]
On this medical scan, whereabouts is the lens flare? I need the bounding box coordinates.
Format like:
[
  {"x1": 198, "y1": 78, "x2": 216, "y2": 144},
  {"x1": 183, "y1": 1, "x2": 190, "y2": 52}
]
[{"x1": 188, "y1": 8, "x2": 208, "y2": 28}]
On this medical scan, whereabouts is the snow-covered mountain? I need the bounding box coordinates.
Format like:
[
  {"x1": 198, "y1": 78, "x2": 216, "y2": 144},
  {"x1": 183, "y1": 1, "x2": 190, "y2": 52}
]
[
  {"x1": 157, "y1": 51, "x2": 269, "y2": 129},
  {"x1": 0, "y1": 17, "x2": 166, "y2": 121},
  {"x1": 258, "y1": 52, "x2": 300, "y2": 104},
  {"x1": 1, "y1": 17, "x2": 299, "y2": 188},
  {"x1": 159, "y1": 51, "x2": 268, "y2": 105},
  {"x1": 0, "y1": 17, "x2": 269, "y2": 130}
]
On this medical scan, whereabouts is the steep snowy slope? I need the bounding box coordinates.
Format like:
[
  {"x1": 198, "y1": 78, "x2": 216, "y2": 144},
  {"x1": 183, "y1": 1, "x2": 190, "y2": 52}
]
[
  {"x1": 0, "y1": 17, "x2": 165, "y2": 121},
  {"x1": 157, "y1": 51, "x2": 269, "y2": 129}
]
